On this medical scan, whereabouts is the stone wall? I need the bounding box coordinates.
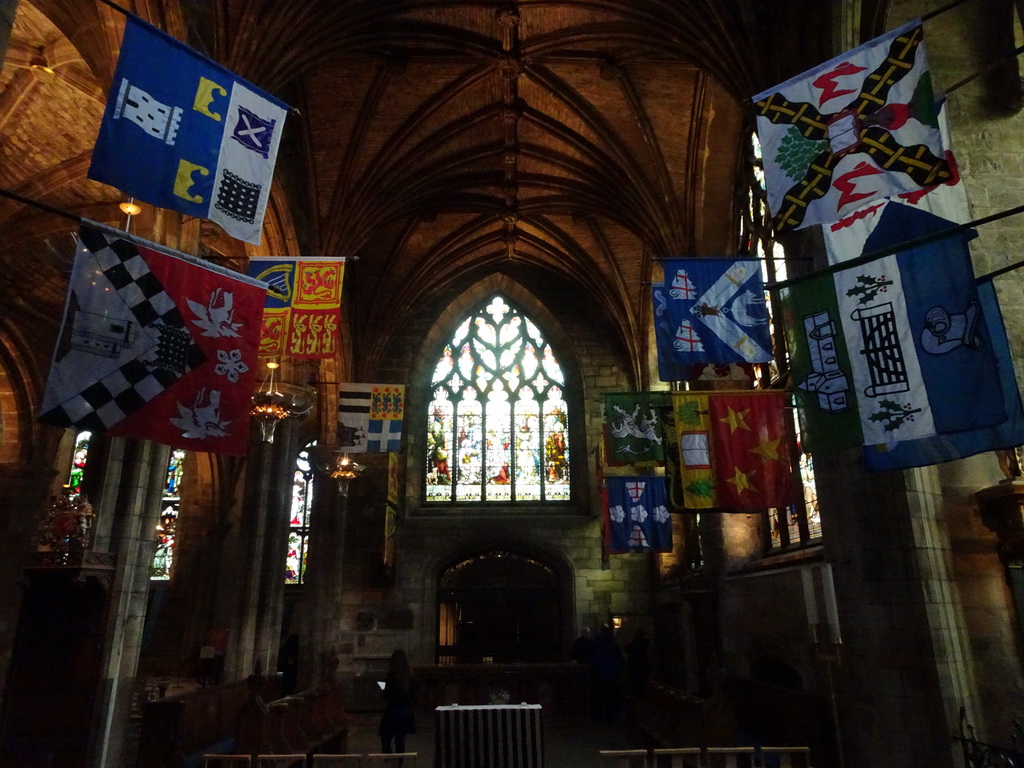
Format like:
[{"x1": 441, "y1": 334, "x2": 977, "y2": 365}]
[{"x1": 321, "y1": 267, "x2": 655, "y2": 671}]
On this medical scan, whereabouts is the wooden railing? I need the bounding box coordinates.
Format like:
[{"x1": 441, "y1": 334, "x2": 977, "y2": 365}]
[{"x1": 626, "y1": 678, "x2": 834, "y2": 767}]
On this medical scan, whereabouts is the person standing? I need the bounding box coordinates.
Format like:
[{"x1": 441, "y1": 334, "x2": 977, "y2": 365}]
[
  {"x1": 625, "y1": 628, "x2": 652, "y2": 697},
  {"x1": 592, "y1": 624, "x2": 624, "y2": 723},
  {"x1": 570, "y1": 626, "x2": 594, "y2": 665},
  {"x1": 378, "y1": 649, "x2": 417, "y2": 754}
]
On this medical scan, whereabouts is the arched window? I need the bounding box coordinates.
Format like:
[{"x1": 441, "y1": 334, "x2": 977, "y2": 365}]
[
  {"x1": 425, "y1": 295, "x2": 570, "y2": 504},
  {"x1": 742, "y1": 131, "x2": 822, "y2": 548},
  {"x1": 286, "y1": 441, "x2": 315, "y2": 584},
  {"x1": 151, "y1": 449, "x2": 185, "y2": 580}
]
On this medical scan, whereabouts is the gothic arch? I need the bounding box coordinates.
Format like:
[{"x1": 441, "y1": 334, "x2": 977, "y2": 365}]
[{"x1": 428, "y1": 540, "x2": 577, "y2": 664}]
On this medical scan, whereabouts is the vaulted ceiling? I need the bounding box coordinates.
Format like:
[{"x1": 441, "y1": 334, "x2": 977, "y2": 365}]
[{"x1": 0, "y1": 0, "x2": 833, "y2": 394}]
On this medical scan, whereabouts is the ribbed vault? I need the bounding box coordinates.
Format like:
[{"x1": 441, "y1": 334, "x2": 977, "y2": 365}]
[{"x1": 0, "y1": 0, "x2": 832, "y2": 389}]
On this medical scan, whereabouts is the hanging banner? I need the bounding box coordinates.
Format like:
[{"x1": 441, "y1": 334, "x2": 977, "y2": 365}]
[
  {"x1": 89, "y1": 15, "x2": 289, "y2": 244},
  {"x1": 39, "y1": 222, "x2": 265, "y2": 455}
]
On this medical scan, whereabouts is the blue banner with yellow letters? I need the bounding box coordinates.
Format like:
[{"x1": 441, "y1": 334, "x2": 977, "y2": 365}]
[{"x1": 89, "y1": 15, "x2": 289, "y2": 244}]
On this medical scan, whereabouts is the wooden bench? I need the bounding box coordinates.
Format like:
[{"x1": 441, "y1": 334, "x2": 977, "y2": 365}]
[
  {"x1": 627, "y1": 679, "x2": 823, "y2": 767},
  {"x1": 627, "y1": 682, "x2": 737, "y2": 749},
  {"x1": 138, "y1": 677, "x2": 280, "y2": 768},
  {"x1": 235, "y1": 685, "x2": 348, "y2": 760}
]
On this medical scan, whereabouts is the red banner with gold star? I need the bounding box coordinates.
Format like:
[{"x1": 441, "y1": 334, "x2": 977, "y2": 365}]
[{"x1": 708, "y1": 392, "x2": 796, "y2": 509}]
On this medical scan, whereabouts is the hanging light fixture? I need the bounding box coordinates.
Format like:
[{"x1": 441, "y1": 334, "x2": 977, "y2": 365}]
[
  {"x1": 119, "y1": 199, "x2": 142, "y2": 216},
  {"x1": 250, "y1": 361, "x2": 315, "y2": 443},
  {"x1": 313, "y1": 447, "x2": 365, "y2": 495},
  {"x1": 329, "y1": 453, "x2": 365, "y2": 496}
]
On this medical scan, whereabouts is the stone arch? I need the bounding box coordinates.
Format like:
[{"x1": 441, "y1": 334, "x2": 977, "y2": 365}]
[
  {"x1": 430, "y1": 541, "x2": 576, "y2": 664},
  {"x1": 403, "y1": 275, "x2": 589, "y2": 512}
]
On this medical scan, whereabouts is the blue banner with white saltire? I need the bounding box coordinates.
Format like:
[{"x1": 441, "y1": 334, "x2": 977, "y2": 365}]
[
  {"x1": 605, "y1": 476, "x2": 672, "y2": 554},
  {"x1": 660, "y1": 258, "x2": 773, "y2": 365},
  {"x1": 89, "y1": 15, "x2": 289, "y2": 245},
  {"x1": 652, "y1": 284, "x2": 691, "y2": 382}
]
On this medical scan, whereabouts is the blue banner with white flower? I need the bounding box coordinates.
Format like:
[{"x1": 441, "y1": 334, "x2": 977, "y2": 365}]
[{"x1": 605, "y1": 476, "x2": 672, "y2": 554}]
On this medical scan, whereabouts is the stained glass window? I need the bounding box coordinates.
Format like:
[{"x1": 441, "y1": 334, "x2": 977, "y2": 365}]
[
  {"x1": 67, "y1": 431, "x2": 91, "y2": 494},
  {"x1": 151, "y1": 449, "x2": 185, "y2": 580},
  {"x1": 426, "y1": 296, "x2": 570, "y2": 504},
  {"x1": 286, "y1": 441, "x2": 315, "y2": 584},
  {"x1": 742, "y1": 131, "x2": 823, "y2": 550}
]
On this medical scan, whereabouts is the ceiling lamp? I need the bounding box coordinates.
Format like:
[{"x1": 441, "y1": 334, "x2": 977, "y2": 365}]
[
  {"x1": 315, "y1": 448, "x2": 365, "y2": 496},
  {"x1": 250, "y1": 361, "x2": 315, "y2": 443},
  {"x1": 119, "y1": 199, "x2": 142, "y2": 216}
]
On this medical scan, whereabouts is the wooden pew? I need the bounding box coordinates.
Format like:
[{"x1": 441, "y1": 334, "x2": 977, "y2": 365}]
[
  {"x1": 235, "y1": 685, "x2": 348, "y2": 760},
  {"x1": 138, "y1": 677, "x2": 280, "y2": 768}
]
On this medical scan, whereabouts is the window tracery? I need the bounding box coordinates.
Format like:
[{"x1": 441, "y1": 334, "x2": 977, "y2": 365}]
[{"x1": 425, "y1": 296, "x2": 570, "y2": 504}]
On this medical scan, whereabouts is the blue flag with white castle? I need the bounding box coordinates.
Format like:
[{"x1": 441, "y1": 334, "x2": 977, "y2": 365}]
[
  {"x1": 89, "y1": 15, "x2": 288, "y2": 245},
  {"x1": 781, "y1": 205, "x2": 1006, "y2": 454},
  {"x1": 660, "y1": 259, "x2": 774, "y2": 365},
  {"x1": 825, "y1": 201, "x2": 1024, "y2": 470}
]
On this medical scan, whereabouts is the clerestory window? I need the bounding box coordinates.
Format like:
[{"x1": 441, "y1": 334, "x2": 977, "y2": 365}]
[{"x1": 425, "y1": 296, "x2": 570, "y2": 504}]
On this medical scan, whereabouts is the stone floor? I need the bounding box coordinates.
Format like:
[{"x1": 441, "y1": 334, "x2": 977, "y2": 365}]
[{"x1": 344, "y1": 710, "x2": 636, "y2": 768}]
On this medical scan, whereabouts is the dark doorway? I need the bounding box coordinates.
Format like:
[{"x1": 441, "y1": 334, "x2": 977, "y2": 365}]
[{"x1": 437, "y1": 549, "x2": 561, "y2": 663}]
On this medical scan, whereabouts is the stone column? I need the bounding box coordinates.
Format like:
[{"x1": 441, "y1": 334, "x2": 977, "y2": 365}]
[
  {"x1": 224, "y1": 420, "x2": 300, "y2": 682},
  {"x1": 252, "y1": 420, "x2": 302, "y2": 679},
  {"x1": 301, "y1": 467, "x2": 348, "y2": 689},
  {"x1": 90, "y1": 437, "x2": 170, "y2": 768}
]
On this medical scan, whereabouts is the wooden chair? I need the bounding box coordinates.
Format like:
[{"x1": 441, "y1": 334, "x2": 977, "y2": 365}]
[
  {"x1": 256, "y1": 754, "x2": 307, "y2": 768},
  {"x1": 203, "y1": 756, "x2": 253, "y2": 768},
  {"x1": 599, "y1": 748, "x2": 650, "y2": 767},
  {"x1": 705, "y1": 747, "x2": 755, "y2": 768},
  {"x1": 310, "y1": 756, "x2": 362, "y2": 767},
  {"x1": 652, "y1": 747, "x2": 704, "y2": 767},
  {"x1": 363, "y1": 753, "x2": 417, "y2": 766},
  {"x1": 758, "y1": 746, "x2": 812, "y2": 767}
]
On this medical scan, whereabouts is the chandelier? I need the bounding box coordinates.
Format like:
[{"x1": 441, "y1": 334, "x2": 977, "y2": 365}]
[
  {"x1": 250, "y1": 361, "x2": 316, "y2": 443},
  {"x1": 314, "y1": 447, "x2": 365, "y2": 495}
]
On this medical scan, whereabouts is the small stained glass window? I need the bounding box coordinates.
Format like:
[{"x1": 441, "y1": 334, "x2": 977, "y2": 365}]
[
  {"x1": 286, "y1": 441, "x2": 315, "y2": 584},
  {"x1": 426, "y1": 296, "x2": 570, "y2": 504},
  {"x1": 151, "y1": 449, "x2": 185, "y2": 580},
  {"x1": 67, "y1": 431, "x2": 91, "y2": 494}
]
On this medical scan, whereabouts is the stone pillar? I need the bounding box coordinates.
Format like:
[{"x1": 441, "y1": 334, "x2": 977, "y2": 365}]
[
  {"x1": 252, "y1": 420, "x2": 302, "y2": 679},
  {"x1": 301, "y1": 468, "x2": 348, "y2": 689},
  {"x1": 224, "y1": 420, "x2": 300, "y2": 682},
  {"x1": 90, "y1": 437, "x2": 170, "y2": 768}
]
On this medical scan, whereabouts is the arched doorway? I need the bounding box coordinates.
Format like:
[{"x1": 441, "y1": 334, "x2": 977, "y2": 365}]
[{"x1": 437, "y1": 549, "x2": 561, "y2": 664}]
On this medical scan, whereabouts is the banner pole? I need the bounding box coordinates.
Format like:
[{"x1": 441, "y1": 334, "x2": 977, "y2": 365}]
[{"x1": 767, "y1": 202, "x2": 1024, "y2": 291}]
